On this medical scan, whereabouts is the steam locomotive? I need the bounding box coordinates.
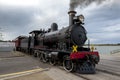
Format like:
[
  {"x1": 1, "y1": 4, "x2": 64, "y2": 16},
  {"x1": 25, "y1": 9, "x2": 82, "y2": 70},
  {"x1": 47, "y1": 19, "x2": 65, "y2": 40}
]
[{"x1": 15, "y1": 11, "x2": 99, "y2": 73}]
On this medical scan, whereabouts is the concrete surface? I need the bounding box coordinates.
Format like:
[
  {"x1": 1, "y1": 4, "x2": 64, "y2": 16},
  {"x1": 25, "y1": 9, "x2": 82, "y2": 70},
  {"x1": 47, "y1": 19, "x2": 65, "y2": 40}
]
[
  {"x1": 0, "y1": 51, "x2": 51, "y2": 75},
  {"x1": 45, "y1": 67, "x2": 85, "y2": 80},
  {"x1": 6, "y1": 72, "x2": 53, "y2": 80},
  {"x1": 97, "y1": 52, "x2": 120, "y2": 75},
  {"x1": 0, "y1": 51, "x2": 120, "y2": 80},
  {"x1": 0, "y1": 51, "x2": 25, "y2": 58},
  {"x1": 0, "y1": 68, "x2": 51, "y2": 80}
]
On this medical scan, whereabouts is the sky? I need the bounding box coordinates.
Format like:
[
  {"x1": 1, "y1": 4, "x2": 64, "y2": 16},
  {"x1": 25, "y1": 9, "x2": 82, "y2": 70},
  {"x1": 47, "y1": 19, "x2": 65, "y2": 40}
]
[{"x1": 0, "y1": 0, "x2": 119, "y2": 44}]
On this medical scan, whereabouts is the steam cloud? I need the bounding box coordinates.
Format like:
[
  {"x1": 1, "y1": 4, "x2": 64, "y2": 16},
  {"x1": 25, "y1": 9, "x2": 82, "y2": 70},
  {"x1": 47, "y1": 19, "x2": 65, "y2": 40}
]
[{"x1": 70, "y1": 0, "x2": 108, "y2": 10}]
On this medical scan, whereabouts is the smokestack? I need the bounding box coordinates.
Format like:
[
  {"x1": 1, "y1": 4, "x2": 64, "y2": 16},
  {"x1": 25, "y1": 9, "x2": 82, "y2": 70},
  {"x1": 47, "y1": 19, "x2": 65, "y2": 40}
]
[{"x1": 68, "y1": 11, "x2": 76, "y2": 26}]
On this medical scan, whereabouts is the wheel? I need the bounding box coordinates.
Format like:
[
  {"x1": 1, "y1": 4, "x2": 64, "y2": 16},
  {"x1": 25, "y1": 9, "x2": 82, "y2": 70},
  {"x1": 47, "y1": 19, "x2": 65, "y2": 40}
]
[
  {"x1": 49, "y1": 57, "x2": 56, "y2": 65},
  {"x1": 38, "y1": 52, "x2": 42, "y2": 61},
  {"x1": 33, "y1": 51, "x2": 37, "y2": 57},
  {"x1": 41, "y1": 52, "x2": 48, "y2": 63},
  {"x1": 63, "y1": 55, "x2": 76, "y2": 72}
]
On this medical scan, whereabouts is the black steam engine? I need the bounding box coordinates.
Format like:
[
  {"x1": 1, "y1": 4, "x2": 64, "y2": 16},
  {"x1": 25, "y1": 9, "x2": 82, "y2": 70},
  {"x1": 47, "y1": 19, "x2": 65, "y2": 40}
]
[{"x1": 15, "y1": 11, "x2": 99, "y2": 73}]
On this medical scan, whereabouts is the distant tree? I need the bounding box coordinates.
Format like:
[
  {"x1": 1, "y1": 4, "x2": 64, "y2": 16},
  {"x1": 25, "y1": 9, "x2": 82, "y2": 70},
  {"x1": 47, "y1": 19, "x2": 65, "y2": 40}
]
[{"x1": 117, "y1": 43, "x2": 120, "y2": 45}]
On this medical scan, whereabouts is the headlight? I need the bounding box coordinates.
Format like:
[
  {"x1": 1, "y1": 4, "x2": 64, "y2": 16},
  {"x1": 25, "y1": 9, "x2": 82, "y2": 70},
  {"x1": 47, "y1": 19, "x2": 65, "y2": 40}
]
[{"x1": 79, "y1": 15, "x2": 84, "y2": 23}]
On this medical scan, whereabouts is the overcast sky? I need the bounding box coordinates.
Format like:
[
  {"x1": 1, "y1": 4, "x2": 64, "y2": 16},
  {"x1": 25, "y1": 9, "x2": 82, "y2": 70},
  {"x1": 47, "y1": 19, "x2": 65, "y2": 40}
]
[{"x1": 0, "y1": 0, "x2": 119, "y2": 44}]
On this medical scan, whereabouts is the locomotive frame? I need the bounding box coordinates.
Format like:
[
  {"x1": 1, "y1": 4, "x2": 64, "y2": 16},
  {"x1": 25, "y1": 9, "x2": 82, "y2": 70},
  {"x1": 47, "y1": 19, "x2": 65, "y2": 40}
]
[{"x1": 15, "y1": 10, "x2": 100, "y2": 73}]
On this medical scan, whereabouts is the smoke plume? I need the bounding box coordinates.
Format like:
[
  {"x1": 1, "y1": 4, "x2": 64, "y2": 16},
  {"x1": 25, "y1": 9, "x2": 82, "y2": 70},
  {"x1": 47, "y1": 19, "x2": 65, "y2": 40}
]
[{"x1": 70, "y1": 0, "x2": 107, "y2": 10}]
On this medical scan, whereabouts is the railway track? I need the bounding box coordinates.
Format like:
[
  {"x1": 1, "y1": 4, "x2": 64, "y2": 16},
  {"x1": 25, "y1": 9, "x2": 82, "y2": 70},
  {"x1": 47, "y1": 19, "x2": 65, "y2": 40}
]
[
  {"x1": 10, "y1": 52, "x2": 119, "y2": 80},
  {"x1": 30, "y1": 53, "x2": 120, "y2": 80},
  {"x1": 57, "y1": 66, "x2": 89, "y2": 80},
  {"x1": 96, "y1": 69, "x2": 120, "y2": 77},
  {"x1": 96, "y1": 65, "x2": 120, "y2": 77},
  {"x1": 57, "y1": 65, "x2": 120, "y2": 80},
  {"x1": 101, "y1": 59, "x2": 120, "y2": 63},
  {"x1": 73, "y1": 73, "x2": 91, "y2": 80},
  {"x1": 96, "y1": 59, "x2": 120, "y2": 77},
  {"x1": 71, "y1": 69, "x2": 119, "y2": 80}
]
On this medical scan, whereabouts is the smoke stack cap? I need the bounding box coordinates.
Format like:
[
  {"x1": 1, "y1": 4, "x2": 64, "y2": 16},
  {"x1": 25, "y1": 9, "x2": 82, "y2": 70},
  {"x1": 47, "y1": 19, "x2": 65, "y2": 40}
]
[{"x1": 68, "y1": 11, "x2": 76, "y2": 15}]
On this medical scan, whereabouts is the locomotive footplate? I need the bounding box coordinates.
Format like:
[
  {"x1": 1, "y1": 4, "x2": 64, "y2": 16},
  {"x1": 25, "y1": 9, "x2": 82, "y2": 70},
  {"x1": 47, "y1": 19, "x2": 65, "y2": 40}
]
[{"x1": 70, "y1": 51, "x2": 99, "y2": 60}]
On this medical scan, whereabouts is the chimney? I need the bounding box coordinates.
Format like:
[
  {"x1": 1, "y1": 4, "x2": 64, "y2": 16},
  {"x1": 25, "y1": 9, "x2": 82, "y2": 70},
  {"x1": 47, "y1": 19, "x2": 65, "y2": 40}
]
[{"x1": 68, "y1": 11, "x2": 76, "y2": 26}]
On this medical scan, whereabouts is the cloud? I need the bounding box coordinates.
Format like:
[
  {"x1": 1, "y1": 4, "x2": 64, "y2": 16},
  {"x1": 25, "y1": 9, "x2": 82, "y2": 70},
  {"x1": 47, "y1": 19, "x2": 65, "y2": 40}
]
[
  {"x1": 0, "y1": 7, "x2": 38, "y2": 40},
  {"x1": 0, "y1": 0, "x2": 70, "y2": 40},
  {"x1": 0, "y1": 0, "x2": 39, "y2": 7},
  {"x1": 0, "y1": 0, "x2": 119, "y2": 44},
  {"x1": 80, "y1": 0, "x2": 120, "y2": 43},
  {"x1": 103, "y1": 24, "x2": 120, "y2": 32},
  {"x1": 0, "y1": 8, "x2": 34, "y2": 26}
]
